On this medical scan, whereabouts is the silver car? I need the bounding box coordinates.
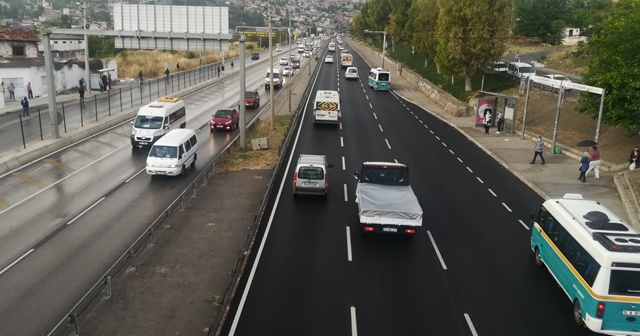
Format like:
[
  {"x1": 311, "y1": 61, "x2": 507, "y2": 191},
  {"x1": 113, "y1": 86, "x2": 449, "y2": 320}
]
[{"x1": 293, "y1": 154, "x2": 332, "y2": 199}]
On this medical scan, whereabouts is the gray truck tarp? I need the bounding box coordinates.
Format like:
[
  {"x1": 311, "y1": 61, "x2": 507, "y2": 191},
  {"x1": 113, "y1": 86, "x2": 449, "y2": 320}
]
[{"x1": 356, "y1": 183, "x2": 423, "y2": 226}]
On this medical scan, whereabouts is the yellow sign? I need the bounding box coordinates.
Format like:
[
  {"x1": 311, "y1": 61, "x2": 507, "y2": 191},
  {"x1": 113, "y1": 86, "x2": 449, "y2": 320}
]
[{"x1": 316, "y1": 101, "x2": 338, "y2": 111}]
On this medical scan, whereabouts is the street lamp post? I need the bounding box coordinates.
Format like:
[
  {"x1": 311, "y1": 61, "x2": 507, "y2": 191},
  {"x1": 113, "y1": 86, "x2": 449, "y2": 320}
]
[
  {"x1": 364, "y1": 29, "x2": 386, "y2": 68},
  {"x1": 288, "y1": 7, "x2": 292, "y2": 114},
  {"x1": 268, "y1": 0, "x2": 274, "y2": 130}
]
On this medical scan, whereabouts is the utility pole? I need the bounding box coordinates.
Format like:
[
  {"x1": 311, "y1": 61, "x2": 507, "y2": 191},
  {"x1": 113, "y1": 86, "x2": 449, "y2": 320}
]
[
  {"x1": 239, "y1": 34, "x2": 246, "y2": 152},
  {"x1": 43, "y1": 30, "x2": 60, "y2": 139},
  {"x1": 288, "y1": 7, "x2": 292, "y2": 114},
  {"x1": 268, "y1": 0, "x2": 274, "y2": 130},
  {"x1": 83, "y1": 0, "x2": 91, "y2": 93}
]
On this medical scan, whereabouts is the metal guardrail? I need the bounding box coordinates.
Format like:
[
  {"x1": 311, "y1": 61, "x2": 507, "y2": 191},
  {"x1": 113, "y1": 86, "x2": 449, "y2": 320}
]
[
  {"x1": 46, "y1": 52, "x2": 317, "y2": 336},
  {"x1": 209, "y1": 49, "x2": 325, "y2": 336}
]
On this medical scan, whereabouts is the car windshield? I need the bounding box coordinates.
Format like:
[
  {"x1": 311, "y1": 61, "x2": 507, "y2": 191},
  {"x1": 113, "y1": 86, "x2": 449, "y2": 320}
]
[
  {"x1": 493, "y1": 63, "x2": 506, "y2": 68},
  {"x1": 298, "y1": 167, "x2": 324, "y2": 180},
  {"x1": 360, "y1": 167, "x2": 409, "y2": 186},
  {"x1": 245, "y1": 92, "x2": 256, "y2": 98},
  {"x1": 134, "y1": 115, "x2": 164, "y2": 129},
  {"x1": 149, "y1": 145, "x2": 177, "y2": 158},
  {"x1": 552, "y1": 75, "x2": 568, "y2": 81},
  {"x1": 214, "y1": 110, "x2": 232, "y2": 118},
  {"x1": 520, "y1": 66, "x2": 535, "y2": 73},
  {"x1": 609, "y1": 269, "x2": 640, "y2": 297}
]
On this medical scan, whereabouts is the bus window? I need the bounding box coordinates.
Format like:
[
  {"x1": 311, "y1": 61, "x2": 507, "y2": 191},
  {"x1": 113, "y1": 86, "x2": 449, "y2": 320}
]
[
  {"x1": 378, "y1": 72, "x2": 390, "y2": 82},
  {"x1": 609, "y1": 270, "x2": 640, "y2": 296}
]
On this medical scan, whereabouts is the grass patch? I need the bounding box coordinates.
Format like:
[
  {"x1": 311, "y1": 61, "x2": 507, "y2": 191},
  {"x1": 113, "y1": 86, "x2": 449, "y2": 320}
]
[
  {"x1": 365, "y1": 41, "x2": 517, "y2": 101},
  {"x1": 216, "y1": 114, "x2": 292, "y2": 172},
  {"x1": 538, "y1": 45, "x2": 588, "y2": 77}
]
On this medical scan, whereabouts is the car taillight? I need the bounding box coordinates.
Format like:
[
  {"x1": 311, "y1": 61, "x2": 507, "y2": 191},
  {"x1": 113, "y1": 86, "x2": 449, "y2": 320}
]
[
  {"x1": 364, "y1": 226, "x2": 375, "y2": 232},
  {"x1": 324, "y1": 173, "x2": 328, "y2": 191},
  {"x1": 404, "y1": 229, "x2": 416, "y2": 235},
  {"x1": 293, "y1": 172, "x2": 297, "y2": 189},
  {"x1": 596, "y1": 302, "x2": 605, "y2": 318}
]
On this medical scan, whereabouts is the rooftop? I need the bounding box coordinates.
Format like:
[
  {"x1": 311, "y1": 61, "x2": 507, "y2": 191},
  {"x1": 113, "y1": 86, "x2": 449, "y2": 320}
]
[{"x1": 0, "y1": 28, "x2": 40, "y2": 42}]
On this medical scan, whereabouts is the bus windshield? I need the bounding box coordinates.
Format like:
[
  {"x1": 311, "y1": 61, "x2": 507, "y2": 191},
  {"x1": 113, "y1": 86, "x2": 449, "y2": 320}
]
[
  {"x1": 378, "y1": 73, "x2": 390, "y2": 82},
  {"x1": 149, "y1": 145, "x2": 178, "y2": 159},
  {"x1": 134, "y1": 116, "x2": 164, "y2": 129}
]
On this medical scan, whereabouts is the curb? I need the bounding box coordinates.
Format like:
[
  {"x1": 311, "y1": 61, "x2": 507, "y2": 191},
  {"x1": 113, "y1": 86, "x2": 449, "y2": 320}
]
[{"x1": 613, "y1": 174, "x2": 640, "y2": 228}]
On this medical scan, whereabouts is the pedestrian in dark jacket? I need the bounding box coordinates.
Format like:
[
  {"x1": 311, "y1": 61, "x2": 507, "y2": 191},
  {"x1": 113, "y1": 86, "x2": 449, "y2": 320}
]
[
  {"x1": 578, "y1": 152, "x2": 589, "y2": 182},
  {"x1": 630, "y1": 146, "x2": 640, "y2": 170},
  {"x1": 21, "y1": 97, "x2": 29, "y2": 117}
]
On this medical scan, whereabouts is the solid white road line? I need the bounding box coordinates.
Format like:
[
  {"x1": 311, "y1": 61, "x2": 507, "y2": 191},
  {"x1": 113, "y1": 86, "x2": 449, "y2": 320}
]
[
  {"x1": 518, "y1": 219, "x2": 531, "y2": 230},
  {"x1": 0, "y1": 248, "x2": 35, "y2": 276},
  {"x1": 342, "y1": 156, "x2": 346, "y2": 171},
  {"x1": 344, "y1": 184, "x2": 348, "y2": 202},
  {"x1": 385, "y1": 139, "x2": 392, "y2": 149},
  {"x1": 378, "y1": 124, "x2": 384, "y2": 132},
  {"x1": 466, "y1": 166, "x2": 473, "y2": 172},
  {"x1": 502, "y1": 203, "x2": 513, "y2": 212},
  {"x1": 125, "y1": 169, "x2": 145, "y2": 183},
  {"x1": 476, "y1": 177, "x2": 484, "y2": 184},
  {"x1": 67, "y1": 197, "x2": 106, "y2": 225},
  {"x1": 341, "y1": 137, "x2": 344, "y2": 147},
  {"x1": 488, "y1": 189, "x2": 497, "y2": 197},
  {"x1": 427, "y1": 230, "x2": 448, "y2": 270},
  {"x1": 464, "y1": 314, "x2": 479, "y2": 336},
  {"x1": 346, "y1": 226, "x2": 353, "y2": 262},
  {"x1": 228, "y1": 58, "x2": 322, "y2": 335},
  {"x1": 373, "y1": 113, "x2": 378, "y2": 119},
  {"x1": 369, "y1": 103, "x2": 373, "y2": 109},
  {"x1": 351, "y1": 307, "x2": 359, "y2": 336}
]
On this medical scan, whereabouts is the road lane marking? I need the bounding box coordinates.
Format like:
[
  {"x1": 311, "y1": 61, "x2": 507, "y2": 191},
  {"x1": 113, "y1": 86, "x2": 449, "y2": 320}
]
[
  {"x1": 427, "y1": 230, "x2": 448, "y2": 270},
  {"x1": 12, "y1": 172, "x2": 46, "y2": 189},
  {"x1": 385, "y1": 139, "x2": 391, "y2": 149},
  {"x1": 0, "y1": 248, "x2": 35, "y2": 277},
  {"x1": 44, "y1": 158, "x2": 76, "y2": 174},
  {"x1": 519, "y1": 219, "x2": 530, "y2": 230},
  {"x1": 341, "y1": 137, "x2": 344, "y2": 147},
  {"x1": 488, "y1": 189, "x2": 497, "y2": 197},
  {"x1": 0, "y1": 197, "x2": 9, "y2": 209},
  {"x1": 343, "y1": 184, "x2": 348, "y2": 202},
  {"x1": 373, "y1": 113, "x2": 377, "y2": 119},
  {"x1": 419, "y1": 120, "x2": 424, "y2": 124},
  {"x1": 89, "y1": 138, "x2": 119, "y2": 149},
  {"x1": 409, "y1": 108, "x2": 412, "y2": 112},
  {"x1": 342, "y1": 156, "x2": 346, "y2": 171},
  {"x1": 346, "y1": 227, "x2": 353, "y2": 261},
  {"x1": 365, "y1": 95, "x2": 369, "y2": 100},
  {"x1": 449, "y1": 149, "x2": 455, "y2": 155},
  {"x1": 109, "y1": 130, "x2": 130, "y2": 138},
  {"x1": 351, "y1": 307, "x2": 358, "y2": 336},
  {"x1": 125, "y1": 168, "x2": 146, "y2": 183},
  {"x1": 464, "y1": 314, "x2": 479, "y2": 336},
  {"x1": 362, "y1": 88, "x2": 366, "y2": 93},
  {"x1": 360, "y1": 83, "x2": 363, "y2": 87},
  {"x1": 442, "y1": 142, "x2": 447, "y2": 147},
  {"x1": 502, "y1": 202, "x2": 513, "y2": 212},
  {"x1": 340, "y1": 123, "x2": 343, "y2": 130},
  {"x1": 435, "y1": 136, "x2": 440, "y2": 140},
  {"x1": 476, "y1": 177, "x2": 484, "y2": 184},
  {"x1": 466, "y1": 166, "x2": 473, "y2": 172},
  {"x1": 424, "y1": 125, "x2": 428, "y2": 129},
  {"x1": 70, "y1": 147, "x2": 99, "y2": 160},
  {"x1": 394, "y1": 159, "x2": 398, "y2": 163},
  {"x1": 228, "y1": 53, "x2": 324, "y2": 335},
  {"x1": 67, "y1": 197, "x2": 106, "y2": 225},
  {"x1": 378, "y1": 124, "x2": 384, "y2": 132},
  {"x1": 429, "y1": 130, "x2": 434, "y2": 134},
  {"x1": 369, "y1": 103, "x2": 373, "y2": 109}
]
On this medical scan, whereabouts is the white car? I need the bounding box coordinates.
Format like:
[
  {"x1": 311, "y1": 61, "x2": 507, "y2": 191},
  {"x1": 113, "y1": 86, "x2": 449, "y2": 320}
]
[
  {"x1": 324, "y1": 55, "x2": 334, "y2": 64},
  {"x1": 280, "y1": 57, "x2": 289, "y2": 65},
  {"x1": 276, "y1": 48, "x2": 282, "y2": 52},
  {"x1": 344, "y1": 66, "x2": 358, "y2": 80},
  {"x1": 540, "y1": 74, "x2": 574, "y2": 92},
  {"x1": 282, "y1": 66, "x2": 292, "y2": 76},
  {"x1": 302, "y1": 51, "x2": 310, "y2": 58}
]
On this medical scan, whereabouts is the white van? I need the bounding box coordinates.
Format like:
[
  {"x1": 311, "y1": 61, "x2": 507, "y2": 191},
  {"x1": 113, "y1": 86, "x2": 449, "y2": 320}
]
[
  {"x1": 146, "y1": 128, "x2": 199, "y2": 176},
  {"x1": 265, "y1": 67, "x2": 283, "y2": 90},
  {"x1": 313, "y1": 90, "x2": 341, "y2": 125},
  {"x1": 507, "y1": 62, "x2": 536, "y2": 79},
  {"x1": 131, "y1": 97, "x2": 186, "y2": 147}
]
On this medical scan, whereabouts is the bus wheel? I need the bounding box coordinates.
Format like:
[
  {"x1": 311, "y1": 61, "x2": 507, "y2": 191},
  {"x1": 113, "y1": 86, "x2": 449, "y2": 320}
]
[
  {"x1": 573, "y1": 300, "x2": 584, "y2": 327},
  {"x1": 534, "y1": 247, "x2": 542, "y2": 267}
]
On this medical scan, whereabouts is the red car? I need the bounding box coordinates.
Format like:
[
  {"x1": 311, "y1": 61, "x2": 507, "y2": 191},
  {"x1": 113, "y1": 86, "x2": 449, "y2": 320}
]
[
  {"x1": 245, "y1": 90, "x2": 260, "y2": 108},
  {"x1": 210, "y1": 108, "x2": 239, "y2": 132}
]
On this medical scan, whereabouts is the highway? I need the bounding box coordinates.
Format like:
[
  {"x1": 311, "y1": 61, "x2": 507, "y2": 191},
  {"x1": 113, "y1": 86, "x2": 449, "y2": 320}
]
[
  {"x1": 0, "y1": 47, "x2": 311, "y2": 336},
  {"x1": 225, "y1": 43, "x2": 601, "y2": 335}
]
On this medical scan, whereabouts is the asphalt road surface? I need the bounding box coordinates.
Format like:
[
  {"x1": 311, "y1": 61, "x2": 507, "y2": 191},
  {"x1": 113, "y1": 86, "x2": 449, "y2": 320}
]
[
  {"x1": 224, "y1": 45, "x2": 602, "y2": 335},
  {"x1": 0, "y1": 50, "x2": 310, "y2": 336}
]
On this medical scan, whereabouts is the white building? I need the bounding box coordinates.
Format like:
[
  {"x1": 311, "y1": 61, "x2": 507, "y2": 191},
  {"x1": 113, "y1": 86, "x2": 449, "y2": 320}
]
[{"x1": 562, "y1": 27, "x2": 588, "y2": 45}]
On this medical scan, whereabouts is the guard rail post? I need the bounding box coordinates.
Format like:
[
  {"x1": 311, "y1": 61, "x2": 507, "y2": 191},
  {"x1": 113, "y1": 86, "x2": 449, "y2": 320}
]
[
  {"x1": 94, "y1": 95, "x2": 98, "y2": 121},
  {"x1": 38, "y1": 107, "x2": 44, "y2": 139},
  {"x1": 105, "y1": 276, "x2": 112, "y2": 298},
  {"x1": 19, "y1": 116, "x2": 26, "y2": 149},
  {"x1": 119, "y1": 88, "x2": 123, "y2": 113},
  {"x1": 61, "y1": 104, "x2": 66, "y2": 133},
  {"x1": 107, "y1": 89, "x2": 111, "y2": 116}
]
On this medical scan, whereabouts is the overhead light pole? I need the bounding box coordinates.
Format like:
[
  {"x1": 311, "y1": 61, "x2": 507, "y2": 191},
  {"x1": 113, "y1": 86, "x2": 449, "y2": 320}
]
[
  {"x1": 83, "y1": 0, "x2": 90, "y2": 94},
  {"x1": 288, "y1": 7, "x2": 292, "y2": 114},
  {"x1": 268, "y1": 0, "x2": 274, "y2": 130},
  {"x1": 364, "y1": 29, "x2": 386, "y2": 68}
]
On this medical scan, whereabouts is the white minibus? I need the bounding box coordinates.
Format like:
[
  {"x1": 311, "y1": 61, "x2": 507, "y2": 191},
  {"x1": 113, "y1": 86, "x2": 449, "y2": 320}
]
[
  {"x1": 131, "y1": 97, "x2": 186, "y2": 147},
  {"x1": 146, "y1": 128, "x2": 199, "y2": 176}
]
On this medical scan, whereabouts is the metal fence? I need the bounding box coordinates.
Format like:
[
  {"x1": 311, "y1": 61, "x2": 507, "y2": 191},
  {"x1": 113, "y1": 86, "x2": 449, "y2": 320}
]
[
  {"x1": 1, "y1": 61, "x2": 246, "y2": 155},
  {"x1": 45, "y1": 55, "x2": 321, "y2": 336}
]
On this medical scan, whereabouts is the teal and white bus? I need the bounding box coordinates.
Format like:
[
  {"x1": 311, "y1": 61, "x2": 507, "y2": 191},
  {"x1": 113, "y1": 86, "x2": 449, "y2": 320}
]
[
  {"x1": 368, "y1": 67, "x2": 390, "y2": 91},
  {"x1": 531, "y1": 193, "x2": 640, "y2": 335}
]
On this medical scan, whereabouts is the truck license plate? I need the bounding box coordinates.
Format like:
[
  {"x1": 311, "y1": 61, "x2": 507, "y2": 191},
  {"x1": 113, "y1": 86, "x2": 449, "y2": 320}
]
[
  {"x1": 139, "y1": 142, "x2": 148, "y2": 145},
  {"x1": 382, "y1": 227, "x2": 397, "y2": 233},
  {"x1": 623, "y1": 310, "x2": 640, "y2": 316}
]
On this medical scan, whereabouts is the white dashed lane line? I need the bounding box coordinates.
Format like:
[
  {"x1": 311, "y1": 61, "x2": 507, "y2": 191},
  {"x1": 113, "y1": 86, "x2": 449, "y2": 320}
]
[
  {"x1": 458, "y1": 158, "x2": 463, "y2": 163},
  {"x1": 340, "y1": 123, "x2": 343, "y2": 130},
  {"x1": 419, "y1": 120, "x2": 424, "y2": 124},
  {"x1": 394, "y1": 159, "x2": 398, "y2": 163},
  {"x1": 427, "y1": 230, "x2": 448, "y2": 270},
  {"x1": 502, "y1": 203, "x2": 513, "y2": 212},
  {"x1": 346, "y1": 226, "x2": 353, "y2": 262},
  {"x1": 342, "y1": 156, "x2": 346, "y2": 170},
  {"x1": 378, "y1": 124, "x2": 384, "y2": 132},
  {"x1": 466, "y1": 166, "x2": 473, "y2": 172},
  {"x1": 343, "y1": 184, "x2": 349, "y2": 202},
  {"x1": 488, "y1": 189, "x2": 497, "y2": 197},
  {"x1": 442, "y1": 142, "x2": 447, "y2": 147},
  {"x1": 476, "y1": 177, "x2": 484, "y2": 184},
  {"x1": 464, "y1": 314, "x2": 479, "y2": 336},
  {"x1": 351, "y1": 307, "x2": 359, "y2": 336},
  {"x1": 385, "y1": 139, "x2": 392, "y2": 149},
  {"x1": 365, "y1": 95, "x2": 369, "y2": 100},
  {"x1": 369, "y1": 103, "x2": 373, "y2": 109},
  {"x1": 435, "y1": 136, "x2": 440, "y2": 140},
  {"x1": 519, "y1": 219, "x2": 530, "y2": 230},
  {"x1": 341, "y1": 137, "x2": 344, "y2": 147},
  {"x1": 0, "y1": 248, "x2": 35, "y2": 276},
  {"x1": 429, "y1": 130, "x2": 434, "y2": 134},
  {"x1": 449, "y1": 149, "x2": 455, "y2": 155},
  {"x1": 373, "y1": 113, "x2": 378, "y2": 120}
]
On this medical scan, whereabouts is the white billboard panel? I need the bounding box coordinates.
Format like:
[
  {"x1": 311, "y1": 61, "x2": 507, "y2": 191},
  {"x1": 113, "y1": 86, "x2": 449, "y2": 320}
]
[
  {"x1": 115, "y1": 38, "x2": 228, "y2": 51},
  {"x1": 113, "y1": 4, "x2": 229, "y2": 34}
]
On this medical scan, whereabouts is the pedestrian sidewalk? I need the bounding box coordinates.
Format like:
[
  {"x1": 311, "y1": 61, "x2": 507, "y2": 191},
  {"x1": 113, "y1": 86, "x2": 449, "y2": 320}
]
[{"x1": 347, "y1": 38, "x2": 640, "y2": 229}]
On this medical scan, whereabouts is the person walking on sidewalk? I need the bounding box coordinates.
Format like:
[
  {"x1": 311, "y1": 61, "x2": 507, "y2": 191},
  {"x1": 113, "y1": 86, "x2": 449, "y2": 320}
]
[
  {"x1": 586, "y1": 145, "x2": 601, "y2": 179},
  {"x1": 79, "y1": 85, "x2": 85, "y2": 104},
  {"x1": 496, "y1": 110, "x2": 504, "y2": 134},
  {"x1": 221, "y1": 64, "x2": 225, "y2": 75},
  {"x1": 578, "y1": 152, "x2": 589, "y2": 182},
  {"x1": 138, "y1": 70, "x2": 144, "y2": 85},
  {"x1": 630, "y1": 146, "x2": 640, "y2": 170},
  {"x1": 27, "y1": 82, "x2": 34, "y2": 99},
  {"x1": 216, "y1": 65, "x2": 221, "y2": 77},
  {"x1": 231, "y1": 61, "x2": 234, "y2": 69},
  {"x1": 21, "y1": 97, "x2": 29, "y2": 117},
  {"x1": 8, "y1": 83, "x2": 15, "y2": 100},
  {"x1": 530, "y1": 136, "x2": 546, "y2": 164},
  {"x1": 1, "y1": 82, "x2": 4, "y2": 100},
  {"x1": 165, "y1": 68, "x2": 170, "y2": 82}
]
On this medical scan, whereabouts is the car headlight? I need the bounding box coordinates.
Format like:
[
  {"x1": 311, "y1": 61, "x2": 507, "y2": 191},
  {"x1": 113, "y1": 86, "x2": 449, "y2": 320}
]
[
  {"x1": 169, "y1": 164, "x2": 177, "y2": 168},
  {"x1": 225, "y1": 120, "x2": 232, "y2": 125},
  {"x1": 147, "y1": 163, "x2": 154, "y2": 167},
  {"x1": 131, "y1": 129, "x2": 137, "y2": 135}
]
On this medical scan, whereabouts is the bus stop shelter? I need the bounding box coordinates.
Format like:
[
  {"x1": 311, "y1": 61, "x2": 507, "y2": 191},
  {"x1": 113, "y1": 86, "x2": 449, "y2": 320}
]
[{"x1": 477, "y1": 90, "x2": 519, "y2": 134}]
